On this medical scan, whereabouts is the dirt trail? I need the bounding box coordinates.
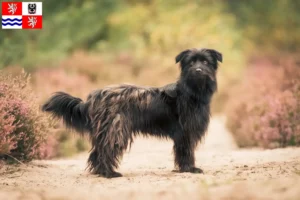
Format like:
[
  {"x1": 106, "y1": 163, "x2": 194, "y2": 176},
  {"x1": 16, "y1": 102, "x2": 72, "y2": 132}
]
[{"x1": 1, "y1": 116, "x2": 300, "y2": 200}]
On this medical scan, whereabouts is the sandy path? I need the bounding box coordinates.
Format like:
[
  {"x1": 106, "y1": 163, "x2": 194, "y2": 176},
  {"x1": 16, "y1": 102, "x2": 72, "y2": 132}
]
[{"x1": 1, "y1": 116, "x2": 300, "y2": 200}]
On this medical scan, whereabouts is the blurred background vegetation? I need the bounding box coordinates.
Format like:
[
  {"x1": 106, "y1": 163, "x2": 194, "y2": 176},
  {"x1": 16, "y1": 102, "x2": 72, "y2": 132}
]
[{"x1": 0, "y1": 0, "x2": 299, "y2": 160}]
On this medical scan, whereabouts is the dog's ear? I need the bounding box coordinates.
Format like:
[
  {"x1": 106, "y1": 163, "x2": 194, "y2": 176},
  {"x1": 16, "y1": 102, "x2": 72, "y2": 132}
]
[
  {"x1": 175, "y1": 49, "x2": 190, "y2": 63},
  {"x1": 208, "y1": 49, "x2": 222, "y2": 63}
]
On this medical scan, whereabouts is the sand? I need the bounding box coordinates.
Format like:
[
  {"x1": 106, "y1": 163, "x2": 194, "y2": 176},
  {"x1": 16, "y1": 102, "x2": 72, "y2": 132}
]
[{"x1": 1, "y1": 116, "x2": 300, "y2": 200}]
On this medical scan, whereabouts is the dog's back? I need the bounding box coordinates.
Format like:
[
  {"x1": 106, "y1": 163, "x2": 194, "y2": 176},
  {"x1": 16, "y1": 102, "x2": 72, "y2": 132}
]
[{"x1": 86, "y1": 84, "x2": 178, "y2": 138}]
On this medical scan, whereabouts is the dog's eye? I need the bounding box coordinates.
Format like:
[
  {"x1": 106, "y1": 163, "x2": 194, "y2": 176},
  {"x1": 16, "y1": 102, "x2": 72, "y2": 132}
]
[
  {"x1": 203, "y1": 60, "x2": 208, "y2": 65},
  {"x1": 190, "y1": 61, "x2": 194, "y2": 66}
]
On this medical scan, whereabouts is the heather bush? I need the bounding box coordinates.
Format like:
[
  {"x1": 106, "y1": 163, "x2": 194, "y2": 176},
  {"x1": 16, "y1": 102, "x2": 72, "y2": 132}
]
[
  {"x1": 226, "y1": 59, "x2": 300, "y2": 148},
  {"x1": 0, "y1": 72, "x2": 56, "y2": 161}
]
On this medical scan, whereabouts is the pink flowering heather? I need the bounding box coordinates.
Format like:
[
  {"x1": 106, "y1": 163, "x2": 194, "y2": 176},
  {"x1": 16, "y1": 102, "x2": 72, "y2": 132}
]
[
  {"x1": 0, "y1": 72, "x2": 56, "y2": 161},
  {"x1": 226, "y1": 58, "x2": 300, "y2": 148}
]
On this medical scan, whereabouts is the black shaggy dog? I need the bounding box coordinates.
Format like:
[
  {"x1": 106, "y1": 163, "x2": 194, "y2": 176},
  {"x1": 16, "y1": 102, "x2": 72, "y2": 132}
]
[{"x1": 42, "y1": 48, "x2": 222, "y2": 178}]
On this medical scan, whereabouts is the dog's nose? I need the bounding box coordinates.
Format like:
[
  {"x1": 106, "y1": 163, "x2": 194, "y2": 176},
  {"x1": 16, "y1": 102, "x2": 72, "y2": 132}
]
[{"x1": 196, "y1": 68, "x2": 202, "y2": 72}]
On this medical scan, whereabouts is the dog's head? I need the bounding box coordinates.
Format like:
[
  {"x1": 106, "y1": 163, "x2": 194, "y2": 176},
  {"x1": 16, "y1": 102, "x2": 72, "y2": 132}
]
[{"x1": 175, "y1": 48, "x2": 222, "y2": 83}]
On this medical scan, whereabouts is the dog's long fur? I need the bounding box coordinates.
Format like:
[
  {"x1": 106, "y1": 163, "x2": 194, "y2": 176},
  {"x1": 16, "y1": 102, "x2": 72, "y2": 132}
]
[{"x1": 42, "y1": 48, "x2": 222, "y2": 178}]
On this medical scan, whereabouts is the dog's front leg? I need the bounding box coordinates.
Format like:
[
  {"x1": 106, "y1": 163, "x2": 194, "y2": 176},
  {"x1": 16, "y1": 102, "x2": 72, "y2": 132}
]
[{"x1": 173, "y1": 133, "x2": 203, "y2": 174}]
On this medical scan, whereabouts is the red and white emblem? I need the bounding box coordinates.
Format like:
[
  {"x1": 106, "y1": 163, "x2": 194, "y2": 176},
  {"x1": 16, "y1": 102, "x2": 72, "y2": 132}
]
[{"x1": 2, "y1": 2, "x2": 42, "y2": 29}]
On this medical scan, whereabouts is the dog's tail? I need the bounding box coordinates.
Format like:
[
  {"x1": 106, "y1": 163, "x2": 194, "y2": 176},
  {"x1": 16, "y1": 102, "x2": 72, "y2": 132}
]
[{"x1": 42, "y1": 92, "x2": 90, "y2": 135}]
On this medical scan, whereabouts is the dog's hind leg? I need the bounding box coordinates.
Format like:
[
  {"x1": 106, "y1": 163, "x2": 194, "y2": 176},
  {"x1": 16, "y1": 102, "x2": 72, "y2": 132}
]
[{"x1": 87, "y1": 114, "x2": 132, "y2": 178}]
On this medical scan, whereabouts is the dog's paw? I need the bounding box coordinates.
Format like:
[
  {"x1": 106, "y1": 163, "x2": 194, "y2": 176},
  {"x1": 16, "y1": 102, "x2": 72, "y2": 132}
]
[
  {"x1": 172, "y1": 167, "x2": 204, "y2": 174},
  {"x1": 100, "y1": 171, "x2": 123, "y2": 178},
  {"x1": 109, "y1": 171, "x2": 123, "y2": 178},
  {"x1": 190, "y1": 167, "x2": 204, "y2": 174}
]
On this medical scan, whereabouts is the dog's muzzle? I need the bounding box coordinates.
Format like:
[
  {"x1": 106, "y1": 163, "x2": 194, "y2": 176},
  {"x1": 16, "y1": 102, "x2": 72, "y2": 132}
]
[{"x1": 196, "y1": 68, "x2": 215, "y2": 81}]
